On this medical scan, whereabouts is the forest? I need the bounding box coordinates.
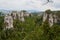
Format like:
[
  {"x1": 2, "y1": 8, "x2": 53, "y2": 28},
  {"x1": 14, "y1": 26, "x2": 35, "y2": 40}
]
[{"x1": 0, "y1": 10, "x2": 60, "y2": 40}]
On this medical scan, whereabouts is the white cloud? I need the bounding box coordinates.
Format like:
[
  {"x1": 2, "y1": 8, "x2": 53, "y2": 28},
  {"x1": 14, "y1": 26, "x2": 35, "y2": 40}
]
[{"x1": 0, "y1": 0, "x2": 60, "y2": 11}]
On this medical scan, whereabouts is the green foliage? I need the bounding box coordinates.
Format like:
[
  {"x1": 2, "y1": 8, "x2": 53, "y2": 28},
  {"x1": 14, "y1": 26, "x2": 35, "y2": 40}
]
[
  {"x1": 0, "y1": 16, "x2": 4, "y2": 31},
  {"x1": 45, "y1": 9, "x2": 52, "y2": 14},
  {"x1": 0, "y1": 11, "x2": 60, "y2": 40}
]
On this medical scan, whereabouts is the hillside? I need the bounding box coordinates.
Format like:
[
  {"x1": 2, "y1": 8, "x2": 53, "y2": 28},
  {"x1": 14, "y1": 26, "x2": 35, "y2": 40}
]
[{"x1": 0, "y1": 10, "x2": 60, "y2": 40}]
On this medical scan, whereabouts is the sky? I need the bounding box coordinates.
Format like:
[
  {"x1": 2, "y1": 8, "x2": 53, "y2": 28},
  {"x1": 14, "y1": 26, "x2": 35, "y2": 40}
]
[{"x1": 0, "y1": 0, "x2": 60, "y2": 11}]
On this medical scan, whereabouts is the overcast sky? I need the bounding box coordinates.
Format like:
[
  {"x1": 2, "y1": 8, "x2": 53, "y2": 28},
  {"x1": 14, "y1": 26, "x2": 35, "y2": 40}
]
[{"x1": 0, "y1": 0, "x2": 60, "y2": 11}]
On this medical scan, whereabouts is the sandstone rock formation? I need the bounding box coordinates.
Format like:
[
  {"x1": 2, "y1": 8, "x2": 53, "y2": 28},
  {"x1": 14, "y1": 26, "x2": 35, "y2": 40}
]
[{"x1": 4, "y1": 14, "x2": 13, "y2": 30}]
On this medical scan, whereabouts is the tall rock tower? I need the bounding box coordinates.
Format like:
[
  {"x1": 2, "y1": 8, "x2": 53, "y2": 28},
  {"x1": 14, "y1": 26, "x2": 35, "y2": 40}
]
[
  {"x1": 43, "y1": 9, "x2": 57, "y2": 27},
  {"x1": 4, "y1": 14, "x2": 13, "y2": 30},
  {"x1": 11, "y1": 10, "x2": 30, "y2": 22},
  {"x1": 11, "y1": 11, "x2": 25, "y2": 22},
  {"x1": 17, "y1": 11, "x2": 25, "y2": 22},
  {"x1": 11, "y1": 11, "x2": 17, "y2": 20}
]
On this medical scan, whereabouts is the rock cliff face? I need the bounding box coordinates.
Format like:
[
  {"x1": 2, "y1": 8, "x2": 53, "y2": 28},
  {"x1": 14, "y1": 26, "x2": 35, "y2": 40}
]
[
  {"x1": 43, "y1": 12, "x2": 58, "y2": 27},
  {"x1": 18, "y1": 11, "x2": 25, "y2": 22},
  {"x1": 4, "y1": 14, "x2": 13, "y2": 30},
  {"x1": 11, "y1": 11, "x2": 17, "y2": 20},
  {"x1": 11, "y1": 11, "x2": 30, "y2": 22},
  {"x1": 4, "y1": 11, "x2": 30, "y2": 29},
  {"x1": 11, "y1": 11, "x2": 25, "y2": 22}
]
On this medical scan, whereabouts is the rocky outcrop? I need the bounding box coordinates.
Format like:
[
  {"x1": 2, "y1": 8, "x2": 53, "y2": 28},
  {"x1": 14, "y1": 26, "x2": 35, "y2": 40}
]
[
  {"x1": 4, "y1": 10, "x2": 30, "y2": 30},
  {"x1": 11, "y1": 11, "x2": 30, "y2": 22},
  {"x1": 43, "y1": 11, "x2": 58, "y2": 27},
  {"x1": 11, "y1": 11, "x2": 17, "y2": 20},
  {"x1": 4, "y1": 14, "x2": 13, "y2": 30}
]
